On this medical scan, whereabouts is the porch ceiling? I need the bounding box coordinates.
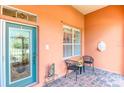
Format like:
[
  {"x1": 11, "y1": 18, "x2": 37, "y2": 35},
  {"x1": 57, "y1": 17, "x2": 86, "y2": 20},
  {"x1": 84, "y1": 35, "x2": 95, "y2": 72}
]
[{"x1": 72, "y1": 5, "x2": 108, "y2": 15}]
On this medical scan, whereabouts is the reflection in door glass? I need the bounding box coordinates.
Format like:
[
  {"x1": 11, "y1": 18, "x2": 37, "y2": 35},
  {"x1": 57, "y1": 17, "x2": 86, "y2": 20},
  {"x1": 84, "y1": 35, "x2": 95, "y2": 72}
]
[{"x1": 9, "y1": 28, "x2": 31, "y2": 82}]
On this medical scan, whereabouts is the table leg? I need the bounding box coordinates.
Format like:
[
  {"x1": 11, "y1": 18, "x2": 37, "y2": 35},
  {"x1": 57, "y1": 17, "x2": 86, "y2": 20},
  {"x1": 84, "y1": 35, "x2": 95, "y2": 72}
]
[
  {"x1": 83, "y1": 65, "x2": 85, "y2": 72},
  {"x1": 80, "y1": 67, "x2": 82, "y2": 74}
]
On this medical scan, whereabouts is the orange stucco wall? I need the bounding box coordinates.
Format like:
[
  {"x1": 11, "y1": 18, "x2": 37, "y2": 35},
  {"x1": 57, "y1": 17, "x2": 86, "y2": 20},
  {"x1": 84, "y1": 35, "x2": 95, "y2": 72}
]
[
  {"x1": 85, "y1": 5, "x2": 124, "y2": 75},
  {"x1": 3, "y1": 5, "x2": 124, "y2": 87},
  {"x1": 2, "y1": 5, "x2": 84, "y2": 86}
]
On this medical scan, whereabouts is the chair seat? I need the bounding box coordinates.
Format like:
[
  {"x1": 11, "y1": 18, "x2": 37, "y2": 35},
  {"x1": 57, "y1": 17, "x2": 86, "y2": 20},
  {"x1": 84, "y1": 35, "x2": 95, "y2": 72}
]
[
  {"x1": 84, "y1": 61, "x2": 93, "y2": 64},
  {"x1": 67, "y1": 65, "x2": 79, "y2": 70}
]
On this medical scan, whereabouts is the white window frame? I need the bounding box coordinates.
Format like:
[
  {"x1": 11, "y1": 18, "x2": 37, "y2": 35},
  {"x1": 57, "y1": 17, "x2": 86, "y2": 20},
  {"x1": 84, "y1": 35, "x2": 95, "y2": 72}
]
[{"x1": 63, "y1": 25, "x2": 81, "y2": 59}]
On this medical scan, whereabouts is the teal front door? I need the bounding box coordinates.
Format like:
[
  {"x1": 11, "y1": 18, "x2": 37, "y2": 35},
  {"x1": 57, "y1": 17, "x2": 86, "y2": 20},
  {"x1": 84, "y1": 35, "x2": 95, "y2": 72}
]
[{"x1": 5, "y1": 22, "x2": 37, "y2": 87}]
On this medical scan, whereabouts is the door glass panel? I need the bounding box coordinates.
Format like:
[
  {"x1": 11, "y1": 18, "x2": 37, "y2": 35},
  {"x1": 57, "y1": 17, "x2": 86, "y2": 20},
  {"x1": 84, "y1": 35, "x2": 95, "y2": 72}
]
[
  {"x1": 9, "y1": 28, "x2": 31, "y2": 82},
  {"x1": 3, "y1": 7, "x2": 16, "y2": 18},
  {"x1": 17, "y1": 12, "x2": 28, "y2": 20},
  {"x1": 28, "y1": 14, "x2": 37, "y2": 22}
]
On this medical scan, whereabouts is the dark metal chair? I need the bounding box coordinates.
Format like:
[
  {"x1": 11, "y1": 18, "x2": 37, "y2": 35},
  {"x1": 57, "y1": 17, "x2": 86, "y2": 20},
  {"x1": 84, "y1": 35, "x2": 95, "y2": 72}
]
[
  {"x1": 82, "y1": 55, "x2": 94, "y2": 72},
  {"x1": 65, "y1": 59, "x2": 80, "y2": 81}
]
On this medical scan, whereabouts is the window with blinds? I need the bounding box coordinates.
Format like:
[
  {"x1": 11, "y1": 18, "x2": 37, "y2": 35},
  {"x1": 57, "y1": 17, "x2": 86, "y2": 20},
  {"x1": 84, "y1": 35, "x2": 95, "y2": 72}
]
[{"x1": 63, "y1": 25, "x2": 81, "y2": 58}]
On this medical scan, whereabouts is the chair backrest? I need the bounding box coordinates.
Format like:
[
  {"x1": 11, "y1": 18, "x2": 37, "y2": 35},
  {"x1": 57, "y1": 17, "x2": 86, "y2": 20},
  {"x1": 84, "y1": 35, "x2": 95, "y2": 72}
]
[{"x1": 83, "y1": 55, "x2": 94, "y2": 62}]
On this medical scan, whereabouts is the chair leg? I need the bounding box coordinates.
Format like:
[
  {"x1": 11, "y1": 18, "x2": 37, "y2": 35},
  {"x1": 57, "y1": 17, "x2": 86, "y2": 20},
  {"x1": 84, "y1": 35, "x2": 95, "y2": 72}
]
[
  {"x1": 83, "y1": 64, "x2": 85, "y2": 73},
  {"x1": 65, "y1": 69, "x2": 68, "y2": 78},
  {"x1": 76, "y1": 70, "x2": 78, "y2": 81},
  {"x1": 80, "y1": 67, "x2": 82, "y2": 74},
  {"x1": 92, "y1": 63, "x2": 94, "y2": 72}
]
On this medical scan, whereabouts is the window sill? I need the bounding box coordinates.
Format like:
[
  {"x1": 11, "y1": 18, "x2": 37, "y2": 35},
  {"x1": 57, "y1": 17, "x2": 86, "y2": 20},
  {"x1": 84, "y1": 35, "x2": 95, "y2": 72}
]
[{"x1": 63, "y1": 55, "x2": 81, "y2": 60}]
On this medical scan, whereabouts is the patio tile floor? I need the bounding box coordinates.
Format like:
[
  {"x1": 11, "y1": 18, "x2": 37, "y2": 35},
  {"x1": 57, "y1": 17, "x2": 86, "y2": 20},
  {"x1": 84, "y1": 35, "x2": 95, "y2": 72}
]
[{"x1": 44, "y1": 67, "x2": 124, "y2": 87}]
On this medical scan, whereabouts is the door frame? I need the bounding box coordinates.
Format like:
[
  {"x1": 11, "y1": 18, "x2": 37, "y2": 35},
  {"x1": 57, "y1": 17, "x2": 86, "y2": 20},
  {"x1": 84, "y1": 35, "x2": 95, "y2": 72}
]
[{"x1": 0, "y1": 19, "x2": 38, "y2": 87}]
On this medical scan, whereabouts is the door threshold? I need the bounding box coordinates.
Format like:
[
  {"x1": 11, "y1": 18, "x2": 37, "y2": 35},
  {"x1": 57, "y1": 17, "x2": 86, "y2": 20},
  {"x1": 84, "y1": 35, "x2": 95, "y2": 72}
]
[{"x1": 26, "y1": 82, "x2": 38, "y2": 87}]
